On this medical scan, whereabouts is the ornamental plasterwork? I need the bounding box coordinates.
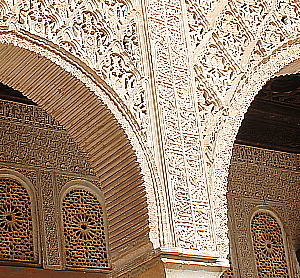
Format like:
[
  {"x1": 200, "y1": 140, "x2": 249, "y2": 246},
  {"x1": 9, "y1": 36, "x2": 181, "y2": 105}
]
[
  {"x1": 251, "y1": 212, "x2": 289, "y2": 277},
  {"x1": 1, "y1": 0, "x2": 300, "y2": 267},
  {"x1": 226, "y1": 144, "x2": 299, "y2": 277},
  {"x1": 0, "y1": 178, "x2": 36, "y2": 262},
  {"x1": 0, "y1": 0, "x2": 149, "y2": 135},
  {"x1": 0, "y1": 33, "x2": 160, "y2": 251},
  {"x1": 145, "y1": 0, "x2": 216, "y2": 254},
  {"x1": 183, "y1": 0, "x2": 300, "y2": 257}
]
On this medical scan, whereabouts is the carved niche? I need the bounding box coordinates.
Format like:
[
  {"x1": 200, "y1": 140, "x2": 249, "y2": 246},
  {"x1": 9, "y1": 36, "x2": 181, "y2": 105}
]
[
  {"x1": 62, "y1": 188, "x2": 109, "y2": 269},
  {"x1": 0, "y1": 177, "x2": 37, "y2": 263},
  {"x1": 251, "y1": 211, "x2": 290, "y2": 277}
]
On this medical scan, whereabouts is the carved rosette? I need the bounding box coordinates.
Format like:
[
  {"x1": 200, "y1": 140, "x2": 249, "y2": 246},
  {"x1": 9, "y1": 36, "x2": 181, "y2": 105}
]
[
  {"x1": 251, "y1": 212, "x2": 289, "y2": 277},
  {"x1": 62, "y1": 188, "x2": 109, "y2": 268},
  {"x1": 0, "y1": 178, "x2": 36, "y2": 262}
]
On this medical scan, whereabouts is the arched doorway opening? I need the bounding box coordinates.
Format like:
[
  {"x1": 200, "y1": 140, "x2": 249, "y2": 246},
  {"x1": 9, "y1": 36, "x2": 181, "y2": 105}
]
[
  {"x1": 223, "y1": 74, "x2": 300, "y2": 277},
  {"x1": 0, "y1": 38, "x2": 156, "y2": 276}
]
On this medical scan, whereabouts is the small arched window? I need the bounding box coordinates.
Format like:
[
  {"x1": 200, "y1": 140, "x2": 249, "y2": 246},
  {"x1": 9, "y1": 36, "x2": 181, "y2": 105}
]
[
  {"x1": 61, "y1": 181, "x2": 110, "y2": 270},
  {"x1": 251, "y1": 211, "x2": 290, "y2": 277},
  {"x1": 0, "y1": 171, "x2": 38, "y2": 264}
]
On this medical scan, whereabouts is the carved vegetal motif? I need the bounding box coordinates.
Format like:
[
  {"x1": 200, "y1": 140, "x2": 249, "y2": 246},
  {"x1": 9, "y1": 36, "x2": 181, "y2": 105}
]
[
  {"x1": 276, "y1": 0, "x2": 300, "y2": 35},
  {"x1": 185, "y1": 0, "x2": 207, "y2": 49},
  {"x1": 0, "y1": 100, "x2": 93, "y2": 175},
  {"x1": 62, "y1": 188, "x2": 109, "y2": 268},
  {"x1": 194, "y1": 70, "x2": 224, "y2": 167},
  {"x1": 251, "y1": 212, "x2": 289, "y2": 277},
  {"x1": 146, "y1": 0, "x2": 215, "y2": 253},
  {"x1": 123, "y1": 21, "x2": 141, "y2": 67},
  {"x1": 100, "y1": 51, "x2": 147, "y2": 132},
  {"x1": 193, "y1": 0, "x2": 219, "y2": 17},
  {"x1": 230, "y1": 0, "x2": 270, "y2": 33},
  {"x1": 0, "y1": 178, "x2": 35, "y2": 262},
  {"x1": 214, "y1": 8, "x2": 250, "y2": 63},
  {"x1": 259, "y1": 16, "x2": 287, "y2": 54},
  {"x1": 0, "y1": 0, "x2": 147, "y2": 132},
  {"x1": 195, "y1": 40, "x2": 238, "y2": 101}
]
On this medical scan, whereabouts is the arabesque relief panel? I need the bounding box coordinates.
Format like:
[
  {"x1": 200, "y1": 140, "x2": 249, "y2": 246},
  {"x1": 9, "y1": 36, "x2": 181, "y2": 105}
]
[
  {"x1": 1, "y1": 0, "x2": 300, "y2": 269},
  {"x1": 224, "y1": 144, "x2": 300, "y2": 277}
]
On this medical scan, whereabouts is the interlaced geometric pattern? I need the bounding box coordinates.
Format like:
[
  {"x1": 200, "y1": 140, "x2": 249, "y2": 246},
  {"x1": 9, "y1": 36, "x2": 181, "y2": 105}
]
[
  {"x1": 0, "y1": 178, "x2": 35, "y2": 261},
  {"x1": 251, "y1": 212, "x2": 289, "y2": 277},
  {"x1": 62, "y1": 189, "x2": 109, "y2": 268}
]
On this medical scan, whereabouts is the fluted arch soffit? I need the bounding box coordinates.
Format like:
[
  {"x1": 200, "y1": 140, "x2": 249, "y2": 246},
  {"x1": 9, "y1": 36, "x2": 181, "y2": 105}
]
[{"x1": 0, "y1": 29, "x2": 160, "y2": 250}]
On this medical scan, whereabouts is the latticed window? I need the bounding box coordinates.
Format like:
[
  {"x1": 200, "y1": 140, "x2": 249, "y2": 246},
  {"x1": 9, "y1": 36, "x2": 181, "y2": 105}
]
[
  {"x1": 251, "y1": 211, "x2": 290, "y2": 277},
  {"x1": 62, "y1": 188, "x2": 109, "y2": 269},
  {"x1": 0, "y1": 178, "x2": 36, "y2": 262}
]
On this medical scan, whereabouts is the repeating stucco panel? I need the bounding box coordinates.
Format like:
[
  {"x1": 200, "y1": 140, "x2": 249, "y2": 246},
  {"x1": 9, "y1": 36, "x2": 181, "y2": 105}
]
[{"x1": 146, "y1": 0, "x2": 215, "y2": 253}]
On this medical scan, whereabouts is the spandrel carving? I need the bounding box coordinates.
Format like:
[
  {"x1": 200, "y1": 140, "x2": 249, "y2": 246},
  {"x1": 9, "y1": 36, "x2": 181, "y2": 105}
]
[
  {"x1": 195, "y1": 40, "x2": 238, "y2": 101},
  {"x1": 276, "y1": 0, "x2": 300, "y2": 34},
  {"x1": 0, "y1": 0, "x2": 146, "y2": 132},
  {"x1": 230, "y1": 0, "x2": 270, "y2": 33},
  {"x1": 214, "y1": 8, "x2": 250, "y2": 63}
]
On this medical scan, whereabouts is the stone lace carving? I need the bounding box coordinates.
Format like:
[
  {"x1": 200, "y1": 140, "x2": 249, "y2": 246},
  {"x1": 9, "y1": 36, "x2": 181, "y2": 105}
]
[
  {"x1": 0, "y1": 0, "x2": 148, "y2": 133},
  {"x1": 194, "y1": 40, "x2": 238, "y2": 101},
  {"x1": 62, "y1": 188, "x2": 109, "y2": 268},
  {"x1": 230, "y1": 0, "x2": 270, "y2": 33},
  {"x1": 214, "y1": 7, "x2": 250, "y2": 63},
  {"x1": 185, "y1": 0, "x2": 207, "y2": 49},
  {"x1": 1, "y1": 0, "x2": 300, "y2": 269},
  {"x1": 194, "y1": 0, "x2": 219, "y2": 17},
  {"x1": 276, "y1": 0, "x2": 300, "y2": 34},
  {"x1": 184, "y1": 0, "x2": 300, "y2": 260},
  {"x1": 227, "y1": 144, "x2": 298, "y2": 277},
  {"x1": 0, "y1": 178, "x2": 35, "y2": 262},
  {"x1": 194, "y1": 70, "x2": 225, "y2": 177},
  {"x1": 0, "y1": 100, "x2": 93, "y2": 175},
  {"x1": 251, "y1": 212, "x2": 289, "y2": 277},
  {"x1": 146, "y1": 0, "x2": 214, "y2": 253}
]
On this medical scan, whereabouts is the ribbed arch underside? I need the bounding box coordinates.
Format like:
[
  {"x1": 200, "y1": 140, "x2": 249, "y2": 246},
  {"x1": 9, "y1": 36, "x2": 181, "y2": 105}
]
[{"x1": 0, "y1": 43, "x2": 150, "y2": 265}]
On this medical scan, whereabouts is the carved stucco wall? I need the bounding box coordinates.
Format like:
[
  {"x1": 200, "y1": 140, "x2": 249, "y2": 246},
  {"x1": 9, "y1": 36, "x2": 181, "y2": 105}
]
[
  {"x1": 0, "y1": 0, "x2": 299, "y2": 265},
  {"x1": 0, "y1": 98, "x2": 156, "y2": 276},
  {"x1": 226, "y1": 144, "x2": 300, "y2": 277}
]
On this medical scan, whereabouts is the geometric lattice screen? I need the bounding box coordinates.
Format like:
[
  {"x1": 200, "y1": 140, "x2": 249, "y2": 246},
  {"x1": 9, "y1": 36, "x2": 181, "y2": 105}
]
[
  {"x1": 0, "y1": 178, "x2": 36, "y2": 262},
  {"x1": 251, "y1": 212, "x2": 290, "y2": 278},
  {"x1": 62, "y1": 188, "x2": 109, "y2": 268}
]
